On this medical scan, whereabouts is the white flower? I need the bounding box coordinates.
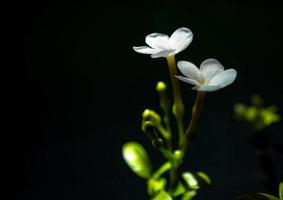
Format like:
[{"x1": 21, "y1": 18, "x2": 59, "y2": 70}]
[
  {"x1": 133, "y1": 27, "x2": 193, "y2": 58},
  {"x1": 176, "y1": 59, "x2": 237, "y2": 92}
]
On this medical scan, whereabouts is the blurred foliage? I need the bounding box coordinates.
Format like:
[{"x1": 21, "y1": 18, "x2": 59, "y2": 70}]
[
  {"x1": 234, "y1": 94, "x2": 281, "y2": 131},
  {"x1": 237, "y1": 182, "x2": 283, "y2": 200},
  {"x1": 152, "y1": 191, "x2": 172, "y2": 200},
  {"x1": 280, "y1": 182, "x2": 283, "y2": 200},
  {"x1": 148, "y1": 177, "x2": 167, "y2": 196}
]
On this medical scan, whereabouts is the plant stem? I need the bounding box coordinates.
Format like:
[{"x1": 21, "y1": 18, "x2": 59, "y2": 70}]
[
  {"x1": 166, "y1": 55, "x2": 185, "y2": 191},
  {"x1": 183, "y1": 91, "x2": 206, "y2": 152},
  {"x1": 152, "y1": 162, "x2": 172, "y2": 179},
  {"x1": 166, "y1": 55, "x2": 185, "y2": 149}
]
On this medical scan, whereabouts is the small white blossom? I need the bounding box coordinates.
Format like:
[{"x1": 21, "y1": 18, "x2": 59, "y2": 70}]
[
  {"x1": 133, "y1": 27, "x2": 193, "y2": 58},
  {"x1": 176, "y1": 59, "x2": 237, "y2": 92}
]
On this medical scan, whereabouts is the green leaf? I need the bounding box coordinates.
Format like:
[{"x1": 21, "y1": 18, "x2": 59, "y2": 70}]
[
  {"x1": 122, "y1": 142, "x2": 152, "y2": 179},
  {"x1": 182, "y1": 172, "x2": 199, "y2": 190},
  {"x1": 152, "y1": 191, "x2": 172, "y2": 200},
  {"x1": 195, "y1": 171, "x2": 212, "y2": 186},
  {"x1": 147, "y1": 178, "x2": 167, "y2": 196},
  {"x1": 173, "y1": 182, "x2": 186, "y2": 197},
  {"x1": 181, "y1": 191, "x2": 196, "y2": 200},
  {"x1": 237, "y1": 193, "x2": 280, "y2": 200},
  {"x1": 280, "y1": 182, "x2": 283, "y2": 200}
]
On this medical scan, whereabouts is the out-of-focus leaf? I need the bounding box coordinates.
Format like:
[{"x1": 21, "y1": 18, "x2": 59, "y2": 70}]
[
  {"x1": 152, "y1": 191, "x2": 172, "y2": 200},
  {"x1": 173, "y1": 182, "x2": 186, "y2": 197},
  {"x1": 246, "y1": 107, "x2": 258, "y2": 122},
  {"x1": 195, "y1": 171, "x2": 212, "y2": 186},
  {"x1": 234, "y1": 103, "x2": 248, "y2": 118},
  {"x1": 147, "y1": 178, "x2": 166, "y2": 196},
  {"x1": 122, "y1": 142, "x2": 152, "y2": 179},
  {"x1": 182, "y1": 172, "x2": 199, "y2": 190},
  {"x1": 279, "y1": 182, "x2": 283, "y2": 200},
  {"x1": 237, "y1": 193, "x2": 280, "y2": 200},
  {"x1": 261, "y1": 107, "x2": 281, "y2": 126},
  {"x1": 181, "y1": 191, "x2": 196, "y2": 200},
  {"x1": 251, "y1": 94, "x2": 264, "y2": 107}
]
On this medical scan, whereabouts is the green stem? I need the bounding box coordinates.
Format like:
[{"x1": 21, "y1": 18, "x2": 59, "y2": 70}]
[
  {"x1": 166, "y1": 55, "x2": 185, "y2": 192},
  {"x1": 166, "y1": 55, "x2": 185, "y2": 149},
  {"x1": 152, "y1": 162, "x2": 172, "y2": 179},
  {"x1": 157, "y1": 84, "x2": 173, "y2": 151},
  {"x1": 183, "y1": 91, "x2": 206, "y2": 152}
]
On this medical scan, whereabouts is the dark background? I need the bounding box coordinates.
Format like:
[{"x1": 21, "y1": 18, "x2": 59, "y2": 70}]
[{"x1": 13, "y1": 0, "x2": 283, "y2": 199}]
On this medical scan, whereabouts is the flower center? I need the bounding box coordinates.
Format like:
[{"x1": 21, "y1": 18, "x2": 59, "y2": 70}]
[{"x1": 199, "y1": 80, "x2": 208, "y2": 86}]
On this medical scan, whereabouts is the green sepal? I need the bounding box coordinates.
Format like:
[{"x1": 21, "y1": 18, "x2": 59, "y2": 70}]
[
  {"x1": 152, "y1": 191, "x2": 172, "y2": 200},
  {"x1": 237, "y1": 193, "x2": 280, "y2": 200},
  {"x1": 122, "y1": 142, "x2": 152, "y2": 179}
]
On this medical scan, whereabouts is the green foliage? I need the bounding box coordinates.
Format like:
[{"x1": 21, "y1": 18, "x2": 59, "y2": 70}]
[
  {"x1": 122, "y1": 142, "x2": 152, "y2": 179},
  {"x1": 234, "y1": 94, "x2": 281, "y2": 131},
  {"x1": 196, "y1": 171, "x2": 212, "y2": 186},
  {"x1": 182, "y1": 171, "x2": 212, "y2": 190},
  {"x1": 152, "y1": 191, "x2": 172, "y2": 200},
  {"x1": 279, "y1": 182, "x2": 283, "y2": 200},
  {"x1": 181, "y1": 191, "x2": 196, "y2": 200},
  {"x1": 237, "y1": 193, "x2": 280, "y2": 200},
  {"x1": 237, "y1": 182, "x2": 283, "y2": 200},
  {"x1": 173, "y1": 182, "x2": 186, "y2": 197},
  {"x1": 182, "y1": 172, "x2": 199, "y2": 190},
  {"x1": 147, "y1": 178, "x2": 167, "y2": 196}
]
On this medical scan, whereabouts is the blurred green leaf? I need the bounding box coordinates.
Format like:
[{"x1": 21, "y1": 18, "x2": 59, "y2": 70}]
[
  {"x1": 237, "y1": 193, "x2": 280, "y2": 200},
  {"x1": 182, "y1": 171, "x2": 211, "y2": 191},
  {"x1": 147, "y1": 177, "x2": 167, "y2": 196},
  {"x1": 173, "y1": 182, "x2": 186, "y2": 197},
  {"x1": 234, "y1": 103, "x2": 248, "y2": 118},
  {"x1": 152, "y1": 191, "x2": 172, "y2": 200},
  {"x1": 234, "y1": 95, "x2": 281, "y2": 131},
  {"x1": 181, "y1": 191, "x2": 196, "y2": 200},
  {"x1": 195, "y1": 171, "x2": 212, "y2": 186},
  {"x1": 280, "y1": 182, "x2": 283, "y2": 200},
  {"x1": 260, "y1": 106, "x2": 281, "y2": 126},
  {"x1": 122, "y1": 142, "x2": 152, "y2": 179},
  {"x1": 182, "y1": 172, "x2": 199, "y2": 190},
  {"x1": 251, "y1": 94, "x2": 264, "y2": 107}
]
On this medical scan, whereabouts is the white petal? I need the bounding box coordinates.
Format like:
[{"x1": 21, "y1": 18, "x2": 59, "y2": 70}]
[
  {"x1": 177, "y1": 61, "x2": 200, "y2": 81},
  {"x1": 145, "y1": 33, "x2": 170, "y2": 50},
  {"x1": 208, "y1": 69, "x2": 237, "y2": 88},
  {"x1": 151, "y1": 49, "x2": 175, "y2": 58},
  {"x1": 175, "y1": 75, "x2": 201, "y2": 86},
  {"x1": 192, "y1": 85, "x2": 221, "y2": 92},
  {"x1": 200, "y1": 59, "x2": 224, "y2": 82},
  {"x1": 133, "y1": 46, "x2": 160, "y2": 54},
  {"x1": 169, "y1": 27, "x2": 193, "y2": 54}
]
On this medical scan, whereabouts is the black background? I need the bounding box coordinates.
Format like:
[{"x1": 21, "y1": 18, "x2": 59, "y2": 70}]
[{"x1": 13, "y1": 0, "x2": 283, "y2": 199}]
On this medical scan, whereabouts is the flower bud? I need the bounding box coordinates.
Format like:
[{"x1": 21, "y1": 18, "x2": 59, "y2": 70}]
[
  {"x1": 122, "y1": 142, "x2": 152, "y2": 179},
  {"x1": 141, "y1": 109, "x2": 162, "y2": 132},
  {"x1": 152, "y1": 138, "x2": 164, "y2": 149},
  {"x1": 156, "y1": 81, "x2": 167, "y2": 92}
]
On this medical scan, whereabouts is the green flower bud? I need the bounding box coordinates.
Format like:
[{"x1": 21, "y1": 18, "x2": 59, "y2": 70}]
[
  {"x1": 142, "y1": 109, "x2": 162, "y2": 132},
  {"x1": 156, "y1": 81, "x2": 167, "y2": 92},
  {"x1": 122, "y1": 142, "x2": 152, "y2": 179}
]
